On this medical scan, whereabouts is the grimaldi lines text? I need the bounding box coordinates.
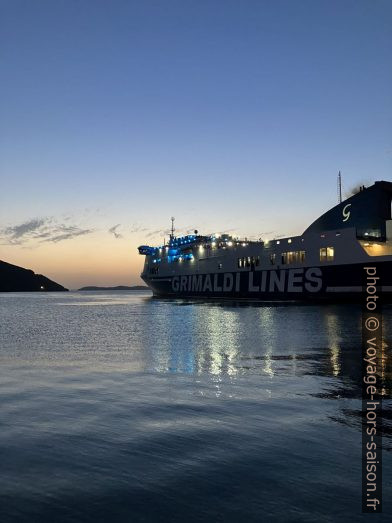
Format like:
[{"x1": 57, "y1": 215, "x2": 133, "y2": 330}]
[{"x1": 171, "y1": 269, "x2": 322, "y2": 294}]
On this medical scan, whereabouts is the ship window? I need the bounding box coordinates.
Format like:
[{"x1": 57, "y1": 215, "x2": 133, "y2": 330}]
[
  {"x1": 249, "y1": 256, "x2": 260, "y2": 267},
  {"x1": 270, "y1": 253, "x2": 276, "y2": 265},
  {"x1": 238, "y1": 256, "x2": 260, "y2": 267},
  {"x1": 359, "y1": 241, "x2": 392, "y2": 256},
  {"x1": 363, "y1": 230, "x2": 381, "y2": 239},
  {"x1": 320, "y1": 247, "x2": 334, "y2": 262},
  {"x1": 238, "y1": 257, "x2": 248, "y2": 268},
  {"x1": 281, "y1": 251, "x2": 306, "y2": 264}
]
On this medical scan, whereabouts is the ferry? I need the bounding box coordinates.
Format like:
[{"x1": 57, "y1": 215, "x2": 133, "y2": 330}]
[{"x1": 138, "y1": 180, "x2": 392, "y2": 302}]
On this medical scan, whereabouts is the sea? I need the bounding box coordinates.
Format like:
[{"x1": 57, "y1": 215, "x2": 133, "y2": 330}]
[{"x1": 0, "y1": 291, "x2": 391, "y2": 522}]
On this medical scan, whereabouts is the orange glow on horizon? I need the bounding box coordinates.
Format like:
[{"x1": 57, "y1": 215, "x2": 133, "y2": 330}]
[{"x1": 0, "y1": 233, "x2": 145, "y2": 289}]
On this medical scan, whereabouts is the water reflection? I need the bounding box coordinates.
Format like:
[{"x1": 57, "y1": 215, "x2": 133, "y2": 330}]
[
  {"x1": 2, "y1": 292, "x2": 390, "y2": 435},
  {"x1": 143, "y1": 299, "x2": 392, "y2": 398},
  {"x1": 2, "y1": 292, "x2": 392, "y2": 522},
  {"x1": 140, "y1": 299, "x2": 392, "y2": 445}
]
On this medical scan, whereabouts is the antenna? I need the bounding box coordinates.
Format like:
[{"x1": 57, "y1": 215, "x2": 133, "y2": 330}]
[
  {"x1": 170, "y1": 217, "x2": 175, "y2": 239},
  {"x1": 337, "y1": 171, "x2": 342, "y2": 203}
]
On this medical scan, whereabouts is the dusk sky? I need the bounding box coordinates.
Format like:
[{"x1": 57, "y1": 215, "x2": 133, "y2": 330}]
[{"x1": 1, "y1": 0, "x2": 391, "y2": 288}]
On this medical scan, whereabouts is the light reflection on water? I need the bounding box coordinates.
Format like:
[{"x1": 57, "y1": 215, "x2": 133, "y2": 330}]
[{"x1": 0, "y1": 291, "x2": 391, "y2": 522}]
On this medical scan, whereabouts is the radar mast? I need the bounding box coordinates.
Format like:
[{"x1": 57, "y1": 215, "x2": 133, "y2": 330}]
[{"x1": 170, "y1": 217, "x2": 175, "y2": 240}]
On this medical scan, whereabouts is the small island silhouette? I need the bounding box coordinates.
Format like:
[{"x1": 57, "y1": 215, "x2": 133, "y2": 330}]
[
  {"x1": 78, "y1": 285, "x2": 149, "y2": 291},
  {"x1": 0, "y1": 260, "x2": 68, "y2": 292}
]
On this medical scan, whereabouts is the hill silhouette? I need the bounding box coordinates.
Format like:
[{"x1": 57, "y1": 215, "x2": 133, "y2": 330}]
[{"x1": 0, "y1": 260, "x2": 68, "y2": 292}]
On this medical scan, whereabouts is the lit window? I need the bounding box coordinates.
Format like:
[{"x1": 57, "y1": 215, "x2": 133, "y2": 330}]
[
  {"x1": 327, "y1": 247, "x2": 334, "y2": 261},
  {"x1": 281, "y1": 250, "x2": 306, "y2": 264},
  {"x1": 218, "y1": 263, "x2": 223, "y2": 269},
  {"x1": 360, "y1": 241, "x2": 392, "y2": 256},
  {"x1": 320, "y1": 247, "x2": 334, "y2": 262}
]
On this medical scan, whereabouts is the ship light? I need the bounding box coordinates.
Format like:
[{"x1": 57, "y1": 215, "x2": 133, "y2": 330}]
[
  {"x1": 227, "y1": 241, "x2": 233, "y2": 247},
  {"x1": 276, "y1": 240, "x2": 280, "y2": 245},
  {"x1": 212, "y1": 241, "x2": 216, "y2": 247},
  {"x1": 264, "y1": 240, "x2": 269, "y2": 246},
  {"x1": 288, "y1": 239, "x2": 292, "y2": 243},
  {"x1": 199, "y1": 245, "x2": 204, "y2": 252}
]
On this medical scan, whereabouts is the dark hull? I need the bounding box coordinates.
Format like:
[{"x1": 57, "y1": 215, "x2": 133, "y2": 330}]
[{"x1": 142, "y1": 261, "x2": 392, "y2": 303}]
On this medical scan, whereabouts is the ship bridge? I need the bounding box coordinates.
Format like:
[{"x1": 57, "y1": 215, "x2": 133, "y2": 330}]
[{"x1": 303, "y1": 181, "x2": 392, "y2": 241}]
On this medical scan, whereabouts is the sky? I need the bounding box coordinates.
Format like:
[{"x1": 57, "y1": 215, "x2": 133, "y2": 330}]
[{"x1": 1, "y1": 0, "x2": 391, "y2": 289}]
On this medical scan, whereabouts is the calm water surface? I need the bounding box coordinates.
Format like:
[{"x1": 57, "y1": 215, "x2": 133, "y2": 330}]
[{"x1": 1, "y1": 291, "x2": 391, "y2": 522}]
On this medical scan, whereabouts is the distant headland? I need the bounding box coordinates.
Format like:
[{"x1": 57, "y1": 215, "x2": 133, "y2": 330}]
[
  {"x1": 0, "y1": 260, "x2": 68, "y2": 292},
  {"x1": 78, "y1": 285, "x2": 149, "y2": 291}
]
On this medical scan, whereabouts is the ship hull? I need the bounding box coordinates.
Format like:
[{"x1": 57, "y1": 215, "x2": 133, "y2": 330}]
[{"x1": 142, "y1": 261, "x2": 392, "y2": 303}]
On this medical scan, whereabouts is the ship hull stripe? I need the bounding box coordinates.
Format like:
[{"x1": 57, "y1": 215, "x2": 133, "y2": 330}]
[{"x1": 142, "y1": 261, "x2": 392, "y2": 302}]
